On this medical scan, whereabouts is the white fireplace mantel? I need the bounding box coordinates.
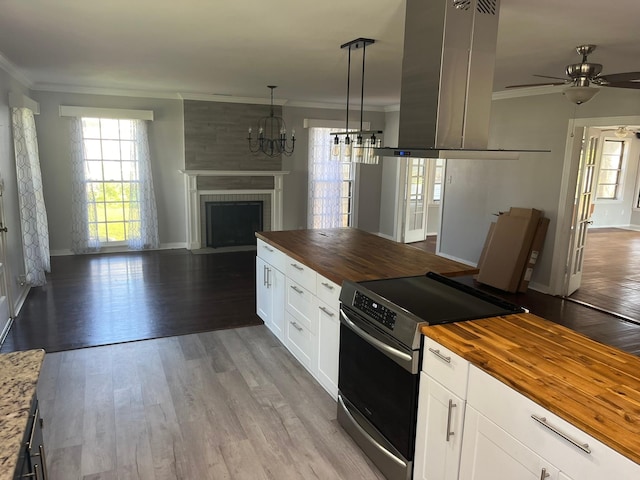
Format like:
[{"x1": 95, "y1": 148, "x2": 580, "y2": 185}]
[{"x1": 180, "y1": 170, "x2": 289, "y2": 250}]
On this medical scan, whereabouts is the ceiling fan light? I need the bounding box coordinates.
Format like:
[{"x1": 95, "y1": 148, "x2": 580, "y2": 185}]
[
  {"x1": 563, "y1": 85, "x2": 599, "y2": 105},
  {"x1": 615, "y1": 126, "x2": 629, "y2": 138}
]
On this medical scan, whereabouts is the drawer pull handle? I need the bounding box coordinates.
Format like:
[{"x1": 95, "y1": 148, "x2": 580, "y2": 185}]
[
  {"x1": 539, "y1": 468, "x2": 550, "y2": 480},
  {"x1": 39, "y1": 444, "x2": 49, "y2": 480},
  {"x1": 27, "y1": 406, "x2": 39, "y2": 450},
  {"x1": 263, "y1": 245, "x2": 274, "y2": 252},
  {"x1": 321, "y1": 282, "x2": 334, "y2": 290},
  {"x1": 290, "y1": 285, "x2": 304, "y2": 294},
  {"x1": 319, "y1": 306, "x2": 335, "y2": 317},
  {"x1": 446, "y1": 399, "x2": 457, "y2": 442},
  {"x1": 290, "y1": 321, "x2": 303, "y2": 332},
  {"x1": 290, "y1": 263, "x2": 304, "y2": 271},
  {"x1": 428, "y1": 347, "x2": 451, "y2": 364},
  {"x1": 531, "y1": 415, "x2": 591, "y2": 454}
]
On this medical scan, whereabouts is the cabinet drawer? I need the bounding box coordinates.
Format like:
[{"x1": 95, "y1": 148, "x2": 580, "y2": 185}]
[
  {"x1": 256, "y1": 239, "x2": 286, "y2": 272},
  {"x1": 285, "y1": 310, "x2": 316, "y2": 372},
  {"x1": 286, "y1": 258, "x2": 316, "y2": 293},
  {"x1": 285, "y1": 278, "x2": 317, "y2": 334},
  {"x1": 467, "y1": 365, "x2": 640, "y2": 480},
  {"x1": 316, "y1": 274, "x2": 340, "y2": 309},
  {"x1": 422, "y1": 338, "x2": 470, "y2": 399}
]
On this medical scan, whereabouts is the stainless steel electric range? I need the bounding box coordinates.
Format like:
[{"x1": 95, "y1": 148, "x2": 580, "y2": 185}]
[{"x1": 337, "y1": 271, "x2": 524, "y2": 480}]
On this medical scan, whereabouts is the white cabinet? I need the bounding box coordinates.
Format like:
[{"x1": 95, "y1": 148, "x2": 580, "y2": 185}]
[
  {"x1": 461, "y1": 365, "x2": 640, "y2": 480},
  {"x1": 256, "y1": 241, "x2": 342, "y2": 398},
  {"x1": 256, "y1": 256, "x2": 285, "y2": 340},
  {"x1": 414, "y1": 338, "x2": 470, "y2": 480},
  {"x1": 316, "y1": 298, "x2": 340, "y2": 399},
  {"x1": 414, "y1": 373, "x2": 466, "y2": 480},
  {"x1": 256, "y1": 241, "x2": 286, "y2": 341},
  {"x1": 459, "y1": 405, "x2": 560, "y2": 480}
]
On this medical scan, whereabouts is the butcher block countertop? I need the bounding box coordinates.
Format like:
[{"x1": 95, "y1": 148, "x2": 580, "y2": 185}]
[
  {"x1": 422, "y1": 313, "x2": 640, "y2": 466},
  {"x1": 0, "y1": 349, "x2": 45, "y2": 480},
  {"x1": 256, "y1": 228, "x2": 478, "y2": 285}
]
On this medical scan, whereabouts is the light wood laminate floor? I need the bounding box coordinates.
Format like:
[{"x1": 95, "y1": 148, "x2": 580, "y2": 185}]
[{"x1": 37, "y1": 326, "x2": 385, "y2": 480}]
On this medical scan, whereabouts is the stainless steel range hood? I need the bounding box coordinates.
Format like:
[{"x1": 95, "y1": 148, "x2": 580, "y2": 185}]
[{"x1": 375, "y1": 0, "x2": 547, "y2": 159}]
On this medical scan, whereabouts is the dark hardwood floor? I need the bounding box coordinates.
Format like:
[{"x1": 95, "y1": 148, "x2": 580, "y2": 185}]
[
  {"x1": 1, "y1": 249, "x2": 261, "y2": 353},
  {"x1": 4, "y1": 231, "x2": 640, "y2": 357},
  {"x1": 410, "y1": 234, "x2": 640, "y2": 356}
]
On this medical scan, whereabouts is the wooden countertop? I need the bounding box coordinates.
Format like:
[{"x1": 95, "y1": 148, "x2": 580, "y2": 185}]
[
  {"x1": 0, "y1": 349, "x2": 45, "y2": 480},
  {"x1": 256, "y1": 228, "x2": 478, "y2": 285},
  {"x1": 422, "y1": 313, "x2": 640, "y2": 466}
]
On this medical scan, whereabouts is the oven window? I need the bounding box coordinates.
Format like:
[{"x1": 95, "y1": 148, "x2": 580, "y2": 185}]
[{"x1": 338, "y1": 323, "x2": 419, "y2": 459}]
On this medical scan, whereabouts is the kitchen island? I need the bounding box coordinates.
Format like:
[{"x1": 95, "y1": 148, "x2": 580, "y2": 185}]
[
  {"x1": 0, "y1": 349, "x2": 46, "y2": 480},
  {"x1": 256, "y1": 228, "x2": 478, "y2": 285},
  {"x1": 420, "y1": 313, "x2": 640, "y2": 477}
]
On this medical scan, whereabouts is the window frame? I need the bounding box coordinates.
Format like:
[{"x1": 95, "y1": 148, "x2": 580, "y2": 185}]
[
  {"x1": 594, "y1": 136, "x2": 628, "y2": 204},
  {"x1": 80, "y1": 117, "x2": 140, "y2": 245}
]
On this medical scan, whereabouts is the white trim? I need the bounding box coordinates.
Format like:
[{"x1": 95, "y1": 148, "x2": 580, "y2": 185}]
[
  {"x1": 492, "y1": 85, "x2": 567, "y2": 100},
  {"x1": 0, "y1": 52, "x2": 33, "y2": 88},
  {"x1": 375, "y1": 231, "x2": 395, "y2": 241},
  {"x1": 8, "y1": 92, "x2": 40, "y2": 114},
  {"x1": 179, "y1": 92, "x2": 288, "y2": 106},
  {"x1": 50, "y1": 242, "x2": 188, "y2": 257},
  {"x1": 13, "y1": 285, "x2": 30, "y2": 317},
  {"x1": 33, "y1": 83, "x2": 182, "y2": 99},
  {"x1": 434, "y1": 250, "x2": 476, "y2": 268},
  {"x1": 181, "y1": 170, "x2": 287, "y2": 250},
  {"x1": 59, "y1": 105, "x2": 154, "y2": 120}
]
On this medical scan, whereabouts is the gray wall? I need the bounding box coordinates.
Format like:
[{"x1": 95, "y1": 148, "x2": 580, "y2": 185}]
[
  {"x1": 378, "y1": 110, "x2": 400, "y2": 238},
  {"x1": 31, "y1": 91, "x2": 185, "y2": 253},
  {"x1": 440, "y1": 87, "x2": 640, "y2": 291},
  {"x1": 281, "y1": 105, "x2": 385, "y2": 232},
  {"x1": 0, "y1": 69, "x2": 31, "y2": 311}
]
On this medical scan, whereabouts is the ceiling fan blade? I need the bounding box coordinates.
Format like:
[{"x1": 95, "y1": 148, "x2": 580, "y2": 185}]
[
  {"x1": 604, "y1": 80, "x2": 640, "y2": 90},
  {"x1": 533, "y1": 74, "x2": 569, "y2": 81},
  {"x1": 599, "y1": 71, "x2": 640, "y2": 83},
  {"x1": 505, "y1": 82, "x2": 566, "y2": 89}
]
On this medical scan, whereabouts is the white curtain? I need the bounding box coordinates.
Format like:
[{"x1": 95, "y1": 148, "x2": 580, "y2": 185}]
[
  {"x1": 308, "y1": 127, "x2": 346, "y2": 229},
  {"x1": 11, "y1": 107, "x2": 50, "y2": 286},
  {"x1": 127, "y1": 120, "x2": 159, "y2": 250},
  {"x1": 70, "y1": 117, "x2": 101, "y2": 253},
  {"x1": 70, "y1": 117, "x2": 159, "y2": 253}
]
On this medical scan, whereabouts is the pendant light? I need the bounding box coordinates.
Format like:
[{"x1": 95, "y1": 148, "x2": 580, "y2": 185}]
[{"x1": 330, "y1": 38, "x2": 382, "y2": 164}]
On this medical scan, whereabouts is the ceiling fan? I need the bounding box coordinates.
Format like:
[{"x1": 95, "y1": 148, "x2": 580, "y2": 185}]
[{"x1": 506, "y1": 45, "x2": 640, "y2": 104}]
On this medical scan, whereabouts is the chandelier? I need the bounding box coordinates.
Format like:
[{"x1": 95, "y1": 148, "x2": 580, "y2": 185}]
[
  {"x1": 330, "y1": 38, "x2": 382, "y2": 164},
  {"x1": 247, "y1": 85, "x2": 295, "y2": 157}
]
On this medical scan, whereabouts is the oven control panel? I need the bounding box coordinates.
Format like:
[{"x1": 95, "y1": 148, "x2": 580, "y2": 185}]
[{"x1": 353, "y1": 292, "x2": 397, "y2": 330}]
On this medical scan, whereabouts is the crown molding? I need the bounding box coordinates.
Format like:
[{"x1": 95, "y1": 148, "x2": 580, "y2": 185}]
[
  {"x1": 492, "y1": 84, "x2": 567, "y2": 100},
  {"x1": 32, "y1": 83, "x2": 182, "y2": 99},
  {"x1": 0, "y1": 52, "x2": 33, "y2": 88}
]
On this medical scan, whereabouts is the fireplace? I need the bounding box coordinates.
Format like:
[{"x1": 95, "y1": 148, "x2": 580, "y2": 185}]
[{"x1": 205, "y1": 201, "x2": 263, "y2": 248}]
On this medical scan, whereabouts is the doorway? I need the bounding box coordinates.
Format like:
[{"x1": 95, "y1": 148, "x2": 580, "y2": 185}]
[{"x1": 554, "y1": 115, "x2": 640, "y2": 320}]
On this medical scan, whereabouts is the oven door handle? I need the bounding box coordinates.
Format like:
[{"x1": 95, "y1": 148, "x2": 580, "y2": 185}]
[{"x1": 340, "y1": 309, "x2": 412, "y2": 363}]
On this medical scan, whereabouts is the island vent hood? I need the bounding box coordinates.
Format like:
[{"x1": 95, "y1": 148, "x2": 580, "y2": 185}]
[{"x1": 375, "y1": 0, "x2": 547, "y2": 160}]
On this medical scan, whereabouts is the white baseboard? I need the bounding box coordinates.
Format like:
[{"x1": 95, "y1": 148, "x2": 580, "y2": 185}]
[
  {"x1": 50, "y1": 242, "x2": 188, "y2": 257},
  {"x1": 13, "y1": 285, "x2": 31, "y2": 317},
  {"x1": 375, "y1": 231, "x2": 395, "y2": 241},
  {"x1": 435, "y1": 251, "x2": 477, "y2": 268}
]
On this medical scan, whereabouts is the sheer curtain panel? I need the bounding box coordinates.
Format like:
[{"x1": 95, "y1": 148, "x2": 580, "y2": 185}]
[{"x1": 11, "y1": 107, "x2": 50, "y2": 286}]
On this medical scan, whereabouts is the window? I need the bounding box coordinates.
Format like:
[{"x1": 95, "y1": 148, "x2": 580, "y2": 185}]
[
  {"x1": 308, "y1": 127, "x2": 355, "y2": 228},
  {"x1": 596, "y1": 139, "x2": 625, "y2": 200},
  {"x1": 81, "y1": 117, "x2": 141, "y2": 243},
  {"x1": 431, "y1": 158, "x2": 445, "y2": 203}
]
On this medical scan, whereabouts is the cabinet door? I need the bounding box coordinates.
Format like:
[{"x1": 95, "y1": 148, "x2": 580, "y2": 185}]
[
  {"x1": 256, "y1": 257, "x2": 272, "y2": 326},
  {"x1": 316, "y1": 299, "x2": 339, "y2": 399},
  {"x1": 269, "y1": 267, "x2": 285, "y2": 341},
  {"x1": 284, "y1": 310, "x2": 317, "y2": 373},
  {"x1": 459, "y1": 406, "x2": 559, "y2": 480},
  {"x1": 414, "y1": 373, "x2": 466, "y2": 480}
]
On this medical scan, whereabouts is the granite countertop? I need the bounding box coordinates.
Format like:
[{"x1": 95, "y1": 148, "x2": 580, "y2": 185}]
[
  {"x1": 256, "y1": 228, "x2": 478, "y2": 285},
  {"x1": 0, "y1": 349, "x2": 45, "y2": 480},
  {"x1": 422, "y1": 313, "x2": 640, "y2": 466}
]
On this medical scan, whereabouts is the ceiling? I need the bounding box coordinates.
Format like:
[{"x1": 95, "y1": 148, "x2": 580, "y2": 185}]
[{"x1": 1, "y1": 0, "x2": 639, "y2": 107}]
